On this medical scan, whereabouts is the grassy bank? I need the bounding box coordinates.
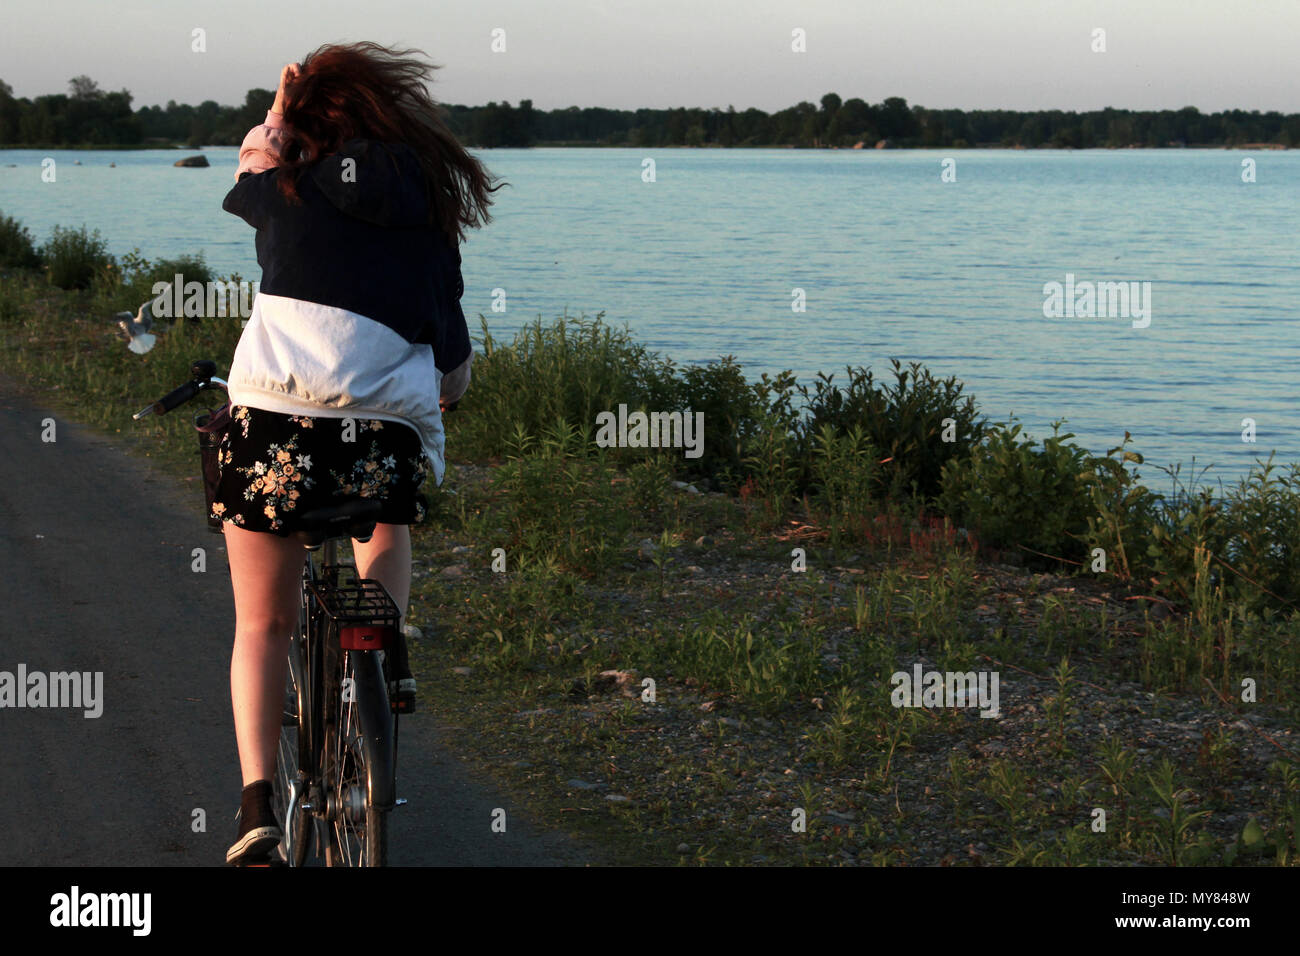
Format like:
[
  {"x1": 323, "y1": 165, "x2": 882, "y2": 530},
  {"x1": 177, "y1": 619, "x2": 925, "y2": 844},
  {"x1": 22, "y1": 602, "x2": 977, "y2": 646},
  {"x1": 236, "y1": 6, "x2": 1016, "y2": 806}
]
[{"x1": 2, "y1": 212, "x2": 1298, "y2": 866}]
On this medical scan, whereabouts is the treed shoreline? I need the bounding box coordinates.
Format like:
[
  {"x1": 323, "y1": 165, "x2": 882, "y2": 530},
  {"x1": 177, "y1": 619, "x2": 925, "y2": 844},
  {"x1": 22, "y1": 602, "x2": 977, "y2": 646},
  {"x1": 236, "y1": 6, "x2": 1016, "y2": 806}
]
[{"x1": 2, "y1": 75, "x2": 1297, "y2": 149}]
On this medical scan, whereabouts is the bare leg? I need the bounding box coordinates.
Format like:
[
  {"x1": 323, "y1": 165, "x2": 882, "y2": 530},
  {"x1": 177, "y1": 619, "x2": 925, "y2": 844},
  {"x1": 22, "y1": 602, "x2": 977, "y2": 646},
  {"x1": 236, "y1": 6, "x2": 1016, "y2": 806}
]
[
  {"x1": 225, "y1": 524, "x2": 305, "y2": 785},
  {"x1": 351, "y1": 522, "x2": 412, "y2": 624}
]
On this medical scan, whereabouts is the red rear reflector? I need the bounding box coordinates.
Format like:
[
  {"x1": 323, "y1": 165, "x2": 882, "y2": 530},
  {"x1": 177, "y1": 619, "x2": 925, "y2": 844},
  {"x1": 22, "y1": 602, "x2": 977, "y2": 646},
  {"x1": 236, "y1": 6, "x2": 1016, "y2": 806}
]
[{"x1": 339, "y1": 624, "x2": 393, "y2": 650}]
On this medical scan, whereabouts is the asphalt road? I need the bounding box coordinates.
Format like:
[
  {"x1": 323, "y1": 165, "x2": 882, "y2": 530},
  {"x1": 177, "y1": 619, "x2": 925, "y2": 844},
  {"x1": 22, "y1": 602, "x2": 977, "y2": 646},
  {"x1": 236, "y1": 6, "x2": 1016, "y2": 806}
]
[{"x1": 0, "y1": 371, "x2": 591, "y2": 866}]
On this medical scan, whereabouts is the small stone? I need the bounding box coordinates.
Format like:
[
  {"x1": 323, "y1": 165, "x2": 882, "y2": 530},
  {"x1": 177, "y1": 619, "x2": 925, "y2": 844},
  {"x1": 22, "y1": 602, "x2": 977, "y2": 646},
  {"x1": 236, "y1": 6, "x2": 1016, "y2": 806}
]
[
  {"x1": 516, "y1": 708, "x2": 554, "y2": 717},
  {"x1": 452, "y1": 666, "x2": 472, "y2": 676},
  {"x1": 676, "y1": 843, "x2": 690, "y2": 853},
  {"x1": 439, "y1": 565, "x2": 464, "y2": 579},
  {"x1": 450, "y1": 545, "x2": 472, "y2": 555},
  {"x1": 686, "y1": 565, "x2": 703, "y2": 573},
  {"x1": 694, "y1": 535, "x2": 715, "y2": 548},
  {"x1": 637, "y1": 538, "x2": 657, "y2": 559},
  {"x1": 605, "y1": 794, "x2": 631, "y2": 803},
  {"x1": 566, "y1": 779, "x2": 599, "y2": 791},
  {"x1": 402, "y1": 623, "x2": 423, "y2": 640},
  {"x1": 719, "y1": 717, "x2": 742, "y2": 729}
]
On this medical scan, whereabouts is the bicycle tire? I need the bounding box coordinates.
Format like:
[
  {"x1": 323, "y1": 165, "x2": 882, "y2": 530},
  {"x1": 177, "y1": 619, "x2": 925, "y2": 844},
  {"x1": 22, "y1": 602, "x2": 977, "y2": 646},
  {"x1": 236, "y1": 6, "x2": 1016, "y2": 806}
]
[
  {"x1": 271, "y1": 634, "x2": 311, "y2": 867},
  {"x1": 322, "y1": 636, "x2": 394, "y2": 866}
]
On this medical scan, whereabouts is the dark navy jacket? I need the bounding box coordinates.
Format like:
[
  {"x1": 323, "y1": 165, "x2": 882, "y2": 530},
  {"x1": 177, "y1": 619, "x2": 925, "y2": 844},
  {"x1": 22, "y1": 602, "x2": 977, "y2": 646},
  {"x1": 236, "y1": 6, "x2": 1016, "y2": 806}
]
[{"x1": 221, "y1": 138, "x2": 471, "y2": 482}]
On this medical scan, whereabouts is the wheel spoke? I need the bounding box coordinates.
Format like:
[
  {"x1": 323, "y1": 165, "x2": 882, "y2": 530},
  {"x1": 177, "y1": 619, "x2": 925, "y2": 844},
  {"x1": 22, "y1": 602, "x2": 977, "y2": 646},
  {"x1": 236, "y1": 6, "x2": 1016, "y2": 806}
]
[{"x1": 329, "y1": 650, "x2": 371, "y2": 865}]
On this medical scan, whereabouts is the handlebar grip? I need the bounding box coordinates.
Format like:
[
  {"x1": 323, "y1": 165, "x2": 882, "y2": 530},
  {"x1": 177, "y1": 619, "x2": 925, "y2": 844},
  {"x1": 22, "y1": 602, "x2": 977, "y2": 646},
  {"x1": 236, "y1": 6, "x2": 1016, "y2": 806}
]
[{"x1": 154, "y1": 380, "x2": 201, "y2": 414}]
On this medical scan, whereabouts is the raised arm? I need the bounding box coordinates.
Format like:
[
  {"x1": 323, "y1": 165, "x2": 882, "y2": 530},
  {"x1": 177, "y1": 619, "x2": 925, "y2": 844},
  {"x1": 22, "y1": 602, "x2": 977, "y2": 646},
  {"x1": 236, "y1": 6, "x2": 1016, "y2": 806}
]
[{"x1": 234, "y1": 63, "x2": 299, "y2": 181}]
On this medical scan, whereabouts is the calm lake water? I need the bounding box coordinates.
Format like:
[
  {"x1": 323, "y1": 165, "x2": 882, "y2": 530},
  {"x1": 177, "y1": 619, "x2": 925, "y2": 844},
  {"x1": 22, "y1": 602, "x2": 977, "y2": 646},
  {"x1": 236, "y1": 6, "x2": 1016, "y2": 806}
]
[{"x1": 2, "y1": 146, "x2": 1297, "y2": 486}]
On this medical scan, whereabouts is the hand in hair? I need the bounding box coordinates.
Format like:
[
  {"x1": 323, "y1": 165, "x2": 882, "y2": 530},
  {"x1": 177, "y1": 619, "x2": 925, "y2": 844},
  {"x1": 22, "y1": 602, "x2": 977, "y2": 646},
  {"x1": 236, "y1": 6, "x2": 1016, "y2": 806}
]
[{"x1": 271, "y1": 62, "x2": 301, "y2": 115}]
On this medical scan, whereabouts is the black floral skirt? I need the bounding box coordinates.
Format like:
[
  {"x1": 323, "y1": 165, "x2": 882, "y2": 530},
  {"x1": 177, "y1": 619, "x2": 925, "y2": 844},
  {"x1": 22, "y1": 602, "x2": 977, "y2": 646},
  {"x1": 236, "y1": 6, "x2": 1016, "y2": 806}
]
[{"x1": 211, "y1": 404, "x2": 431, "y2": 535}]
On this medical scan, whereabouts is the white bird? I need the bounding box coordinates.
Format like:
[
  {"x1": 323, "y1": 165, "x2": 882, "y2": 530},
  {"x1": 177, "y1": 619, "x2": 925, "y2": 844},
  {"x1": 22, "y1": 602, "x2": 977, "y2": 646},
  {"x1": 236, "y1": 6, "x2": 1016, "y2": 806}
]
[{"x1": 115, "y1": 298, "x2": 169, "y2": 354}]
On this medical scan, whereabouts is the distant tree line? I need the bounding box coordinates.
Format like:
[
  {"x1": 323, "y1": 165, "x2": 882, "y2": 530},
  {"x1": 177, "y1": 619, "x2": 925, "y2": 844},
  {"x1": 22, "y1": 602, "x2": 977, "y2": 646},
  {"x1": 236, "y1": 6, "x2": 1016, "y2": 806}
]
[{"x1": 3, "y1": 76, "x2": 1298, "y2": 149}]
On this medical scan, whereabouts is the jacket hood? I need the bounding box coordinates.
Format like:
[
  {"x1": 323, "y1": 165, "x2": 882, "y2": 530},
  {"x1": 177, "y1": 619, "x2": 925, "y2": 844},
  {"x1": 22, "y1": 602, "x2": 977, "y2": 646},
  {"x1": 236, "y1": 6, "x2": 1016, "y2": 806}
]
[{"x1": 308, "y1": 139, "x2": 432, "y2": 228}]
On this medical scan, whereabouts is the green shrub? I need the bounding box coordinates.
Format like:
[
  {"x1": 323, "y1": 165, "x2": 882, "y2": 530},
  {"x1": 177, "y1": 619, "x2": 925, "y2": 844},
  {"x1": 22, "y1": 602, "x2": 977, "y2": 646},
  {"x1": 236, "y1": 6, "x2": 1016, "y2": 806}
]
[
  {"x1": 0, "y1": 213, "x2": 42, "y2": 269},
  {"x1": 671, "y1": 355, "x2": 769, "y2": 484},
  {"x1": 809, "y1": 422, "x2": 879, "y2": 548},
  {"x1": 740, "y1": 407, "x2": 801, "y2": 521},
  {"x1": 41, "y1": 224, "x2": 112, "y2": 289},
  {"x1": 1142, "y1": 463, "x2": 1225, "y2": 603},
  {"x1": 1079, "y1": 433, "x2": 1165, "y2": 580},
  {"x1": 449, "y1": 313, "x2": 678, "y2": 461},
  {"x1": 92, "y1": 248, "x2": 216, "y2": 315},
  {"x1": 136, "y1": 253, "x2": 214, "y2": 295},
  {"x1": 796, "y1": 359, "x2": 985, "y2": 501},
  {"x1": 1217, "y1": 456, "x2": 1300, "y2": 607},
  {"x1": 1138, "y1": 456, "x2": 1300, "y2": 610},
  {"x1": 937, "y1": 419, "x2": 1094, "y2": 565}
]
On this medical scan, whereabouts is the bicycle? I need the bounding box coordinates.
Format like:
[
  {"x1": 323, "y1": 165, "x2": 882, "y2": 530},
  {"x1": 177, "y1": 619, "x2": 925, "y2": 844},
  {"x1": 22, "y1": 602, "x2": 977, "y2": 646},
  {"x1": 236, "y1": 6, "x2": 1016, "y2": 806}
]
[{"x1": 134, "y1": 359, "x2": 406, "y2": 867}]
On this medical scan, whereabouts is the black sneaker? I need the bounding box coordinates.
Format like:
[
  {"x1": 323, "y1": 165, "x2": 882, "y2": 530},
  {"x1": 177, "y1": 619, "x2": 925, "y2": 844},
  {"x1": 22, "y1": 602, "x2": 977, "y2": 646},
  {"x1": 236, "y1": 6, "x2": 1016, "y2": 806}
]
[
  {"x1": 385, "y1": 629, "x2": 416, "y2": 714},
  {"x1": 226, "y1": 780, "x2": 282, "y2": 865}
]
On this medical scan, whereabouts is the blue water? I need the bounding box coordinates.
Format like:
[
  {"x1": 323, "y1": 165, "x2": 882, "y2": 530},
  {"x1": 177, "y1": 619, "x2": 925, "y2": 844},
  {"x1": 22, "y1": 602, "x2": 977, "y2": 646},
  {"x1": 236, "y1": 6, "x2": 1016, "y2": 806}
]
[{"x1": 2, "y1": 146, "x2": 1297, "y2": 487}]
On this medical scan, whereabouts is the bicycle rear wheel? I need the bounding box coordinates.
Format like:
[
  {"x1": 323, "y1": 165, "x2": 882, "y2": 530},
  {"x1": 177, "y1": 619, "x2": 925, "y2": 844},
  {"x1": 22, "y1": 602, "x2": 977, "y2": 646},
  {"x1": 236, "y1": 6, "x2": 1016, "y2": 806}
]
[{"x1": 322, "y1": 640, "x2": 393, "y2": 866}]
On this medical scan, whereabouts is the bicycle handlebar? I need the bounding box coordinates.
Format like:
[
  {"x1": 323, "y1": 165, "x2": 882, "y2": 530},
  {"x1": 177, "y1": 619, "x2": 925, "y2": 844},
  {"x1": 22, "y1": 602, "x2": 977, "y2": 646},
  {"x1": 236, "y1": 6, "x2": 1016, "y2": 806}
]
[
  {"x1": 132, "y1": 359, "x2": 227, "y2": 421},
  {"x1": 153, "y1": 380, "x2": 202, "y2": 414}
]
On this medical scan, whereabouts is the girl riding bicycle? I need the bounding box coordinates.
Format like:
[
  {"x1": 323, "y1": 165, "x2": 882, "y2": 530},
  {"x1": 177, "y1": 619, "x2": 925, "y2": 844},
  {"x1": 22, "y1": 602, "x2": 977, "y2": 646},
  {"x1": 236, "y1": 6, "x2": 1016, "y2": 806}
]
[{"x1": 214, "y1": 42, "x2": 501, "y2": 864}]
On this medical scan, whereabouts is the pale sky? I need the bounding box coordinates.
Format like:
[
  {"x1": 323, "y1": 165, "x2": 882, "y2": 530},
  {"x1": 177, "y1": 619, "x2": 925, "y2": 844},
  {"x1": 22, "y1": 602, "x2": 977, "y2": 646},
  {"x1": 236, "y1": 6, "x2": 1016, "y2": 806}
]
[{"x1": 3, "y1": 0, "x2": 1297, "y2": 113}]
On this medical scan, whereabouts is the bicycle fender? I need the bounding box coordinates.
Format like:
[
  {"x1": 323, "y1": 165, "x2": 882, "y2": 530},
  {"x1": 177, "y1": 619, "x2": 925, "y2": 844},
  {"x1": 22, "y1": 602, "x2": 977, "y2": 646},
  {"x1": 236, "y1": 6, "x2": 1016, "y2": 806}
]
[{"x1": 353, "y1": 651, "x2": 397, "y2": 811}]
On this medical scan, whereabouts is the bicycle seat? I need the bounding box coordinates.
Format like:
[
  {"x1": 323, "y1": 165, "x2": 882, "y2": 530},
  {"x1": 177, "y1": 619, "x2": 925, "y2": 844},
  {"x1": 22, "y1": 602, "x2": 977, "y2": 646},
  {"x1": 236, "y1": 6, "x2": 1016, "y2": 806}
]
[{"x1": 291, "y1": 499, "x2": 385, "y2": 547}]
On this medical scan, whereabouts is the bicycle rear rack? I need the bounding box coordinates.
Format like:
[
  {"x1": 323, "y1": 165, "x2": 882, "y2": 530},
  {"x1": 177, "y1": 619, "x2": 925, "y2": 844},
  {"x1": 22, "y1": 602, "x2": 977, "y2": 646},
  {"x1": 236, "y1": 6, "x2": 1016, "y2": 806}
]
[{"x1": 310, "y1": 564, "x2": 400, "y2": 650}]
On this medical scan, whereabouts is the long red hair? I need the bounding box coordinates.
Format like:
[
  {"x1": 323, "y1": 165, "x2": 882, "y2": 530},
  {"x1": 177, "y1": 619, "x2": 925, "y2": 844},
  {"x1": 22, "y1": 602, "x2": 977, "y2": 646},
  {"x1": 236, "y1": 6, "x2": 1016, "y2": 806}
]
[{"x1": 277, "y1": 41, "x2": 503, "y2": 245}]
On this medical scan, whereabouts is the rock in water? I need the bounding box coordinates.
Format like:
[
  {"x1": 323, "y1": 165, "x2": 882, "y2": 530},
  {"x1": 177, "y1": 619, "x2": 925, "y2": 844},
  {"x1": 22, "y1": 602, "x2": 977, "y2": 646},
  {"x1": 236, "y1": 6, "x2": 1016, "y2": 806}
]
[{"x1": 174, "y1": 155, "x2": 209, "y2": 167}]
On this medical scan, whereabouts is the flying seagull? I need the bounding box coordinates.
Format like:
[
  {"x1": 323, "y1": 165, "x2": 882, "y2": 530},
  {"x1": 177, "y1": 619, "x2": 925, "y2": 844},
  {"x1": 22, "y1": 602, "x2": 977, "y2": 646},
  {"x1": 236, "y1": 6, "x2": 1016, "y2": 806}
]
[{"x1": 115, "y1": 298, "x2": 170, "y2": 354}]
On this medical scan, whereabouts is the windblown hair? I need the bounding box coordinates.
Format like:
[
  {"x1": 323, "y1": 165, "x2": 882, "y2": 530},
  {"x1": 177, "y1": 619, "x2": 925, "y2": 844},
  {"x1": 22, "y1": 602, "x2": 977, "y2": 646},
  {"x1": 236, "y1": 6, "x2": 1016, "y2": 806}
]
[{"x1": 277, "y1": 41, "x2": 503, "y2": 245}]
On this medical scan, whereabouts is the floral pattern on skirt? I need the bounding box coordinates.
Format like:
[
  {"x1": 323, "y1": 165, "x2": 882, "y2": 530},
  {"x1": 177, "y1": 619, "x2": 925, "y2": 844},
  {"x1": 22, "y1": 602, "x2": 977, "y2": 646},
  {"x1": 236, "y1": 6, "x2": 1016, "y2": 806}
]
[{"x1": 211, "y1": 405, "x2": 431, "y2": 535}]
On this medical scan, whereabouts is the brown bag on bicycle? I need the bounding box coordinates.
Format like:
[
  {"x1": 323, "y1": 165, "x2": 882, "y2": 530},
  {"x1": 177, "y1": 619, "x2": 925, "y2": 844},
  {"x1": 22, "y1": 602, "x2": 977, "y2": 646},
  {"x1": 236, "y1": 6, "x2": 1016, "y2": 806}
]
[{"x1": 195, "y1": 400, "x2": 232, "y2": 533}]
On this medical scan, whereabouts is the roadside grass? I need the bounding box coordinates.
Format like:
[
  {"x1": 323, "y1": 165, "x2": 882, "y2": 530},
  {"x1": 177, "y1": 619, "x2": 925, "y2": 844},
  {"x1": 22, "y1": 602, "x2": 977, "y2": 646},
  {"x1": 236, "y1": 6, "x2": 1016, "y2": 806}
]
[{"x1": 2, "y1": 220, "x2": 1298, "y2": 865}]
